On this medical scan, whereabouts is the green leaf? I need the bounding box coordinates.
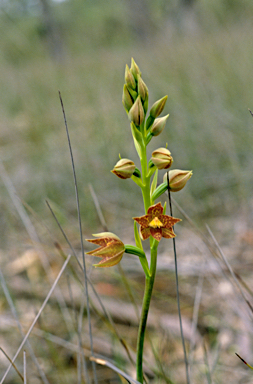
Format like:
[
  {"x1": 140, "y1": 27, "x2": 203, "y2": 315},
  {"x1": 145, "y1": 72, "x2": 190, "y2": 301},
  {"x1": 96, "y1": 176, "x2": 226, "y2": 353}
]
[
  {"x1": 163, "y1": 201, "x2": 167, "y2": 214},
  {"x1": 150, "y1": 169, "x2": 158, "y2": 198},
  {"x1": 145, "y1": 131, "x2": 152, "y2": 145},
  {"x1": 134, "y1": 221, "x2": 143, "y2": 250},
  {"x1": 133, "y1": 135, "x2": 141, "y2": 157},
  {"x1": 151, "y1": 182, "x2": 167, "y2": 202},
  {"x1": 131, "y1": 123, "x2": 142, "y2": 157}
]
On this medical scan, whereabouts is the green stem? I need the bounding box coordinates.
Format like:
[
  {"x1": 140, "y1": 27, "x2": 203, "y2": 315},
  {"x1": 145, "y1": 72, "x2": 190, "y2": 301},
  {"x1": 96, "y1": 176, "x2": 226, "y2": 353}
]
[
  {"x1": 135, "y1": 125, "x2": 159, "y2": 382},
  {"x1": 139, "y1": 137, "x2": 151, "y2": 213},
  {"x1": 136, "y1": 245, "x2": 158, "y2": 383}
]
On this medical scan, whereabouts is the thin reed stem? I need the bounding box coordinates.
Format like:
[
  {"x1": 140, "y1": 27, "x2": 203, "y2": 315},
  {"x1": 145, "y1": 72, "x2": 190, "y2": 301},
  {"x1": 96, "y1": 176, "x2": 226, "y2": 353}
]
[
  {"x1": 167, "y1": 181, "x2": 190, "y2": 384},
  {"x1": 58, "y1": 92, "x2": 97, "y2": 383},
  {"x1": 0, "y1": 268, "x2": 50, "y2": 384},
  {"x1": 0, "y1": 254, "x2": 72, "y2": 383}
]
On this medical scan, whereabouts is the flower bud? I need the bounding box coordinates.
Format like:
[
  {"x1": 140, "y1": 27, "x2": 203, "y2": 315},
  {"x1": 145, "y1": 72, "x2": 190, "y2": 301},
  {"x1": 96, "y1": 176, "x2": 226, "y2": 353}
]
[
  {"x1": 125, "y1": 64, "x2": 136, "y2": 90},
  {"x1": 151, "y1": 148, "x2": 173, "y2": 170},
  {"x1": 150, "y1": 95, "x2": 168, "y2": 118},
  {"x1": 163, "y1": 169, "x2": 193, "y2": 192},
  {"x1": 111, "y1": 158, "x2": 136, "y2": 179},
  {"x1": 137, "y1": 75, "x2": 148, "y2": 102},
  {"x1": 130, "y1": 58, "x2": 141, "y2": 80},
  {"x1": 122, "y1": 84, "x2": 134, "y2": 112},
  {"x1": 128, "y1": 95, "x2": 144, "y2": 126},
  {"x1": 150, "y1": 114, "x2": 169, "y2": 136},
  {"x1": 127, "y1": 86, "x2": 138, "y2": 101}
]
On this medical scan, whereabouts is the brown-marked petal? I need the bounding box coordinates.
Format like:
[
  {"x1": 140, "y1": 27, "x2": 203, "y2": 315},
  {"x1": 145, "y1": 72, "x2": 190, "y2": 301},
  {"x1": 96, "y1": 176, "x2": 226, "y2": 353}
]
[
  {"x1": 86, "y1": 232, "x2": 125, "y2": 268},
  {"x1": 147, "y1": 202, "x2": 163, "y2": 217},
  {"x1": 140, "y1": 227, "x2": 152, "y2": 240}
]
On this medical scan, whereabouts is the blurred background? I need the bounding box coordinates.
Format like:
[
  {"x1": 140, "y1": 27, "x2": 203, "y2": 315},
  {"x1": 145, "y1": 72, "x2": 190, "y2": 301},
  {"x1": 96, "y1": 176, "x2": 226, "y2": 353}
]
[
  {"x1": 1, "y1": 0, "x2": 253, "y2": 241},
  {"x1": 1, "y1": 0, "x2": 253, "y2": 383}
]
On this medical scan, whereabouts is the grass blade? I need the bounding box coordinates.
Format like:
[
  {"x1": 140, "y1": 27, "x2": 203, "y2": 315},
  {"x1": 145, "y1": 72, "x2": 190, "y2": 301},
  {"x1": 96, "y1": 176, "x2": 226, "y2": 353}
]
[
  {"x1": 0, "y1": 253, "x2": 72, "y2": 383},
  {"x1": 90, "y1": 355, "x2": 142, "y2": 384},
  {"x1": 0, "y1": 268, "x2": 50, "y2": 384},
  {"x1": 167, "y1": 173, "x2": 190, "y2": 384},
  {"x1": 58, "y1": 91, "x2": 97, "y2": 382}
]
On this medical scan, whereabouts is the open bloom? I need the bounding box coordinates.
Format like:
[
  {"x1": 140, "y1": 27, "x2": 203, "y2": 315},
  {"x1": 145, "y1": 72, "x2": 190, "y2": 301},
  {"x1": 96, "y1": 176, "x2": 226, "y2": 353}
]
[
  {"x1": 133, "y1": 202, "x2": 181, "y2": 242},
  {"x1": 86, "y1": 232, "x2": 125, "y2": 267}
]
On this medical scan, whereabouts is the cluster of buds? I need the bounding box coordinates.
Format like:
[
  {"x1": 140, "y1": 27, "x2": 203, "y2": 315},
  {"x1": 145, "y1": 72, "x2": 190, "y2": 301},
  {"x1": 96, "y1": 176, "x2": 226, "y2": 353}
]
[
  {"x1": 123, "y1": 59, "x2": 148, "y2": 126},
  {"x1": 122, "y1": 58, "x2": 169, "y2": 139}
]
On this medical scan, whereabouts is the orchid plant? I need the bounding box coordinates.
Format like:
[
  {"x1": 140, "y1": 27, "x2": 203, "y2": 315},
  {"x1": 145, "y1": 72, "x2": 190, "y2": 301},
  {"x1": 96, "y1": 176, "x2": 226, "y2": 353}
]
[{"x1": 86, "y1": 59, "x2": 192, "y2": 383}]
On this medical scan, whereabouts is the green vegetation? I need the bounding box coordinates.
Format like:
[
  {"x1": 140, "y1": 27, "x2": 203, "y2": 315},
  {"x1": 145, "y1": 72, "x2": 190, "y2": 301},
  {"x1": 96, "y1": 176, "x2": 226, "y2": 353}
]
[{"x1": 1, "y1": 0, "x2": 253, "y2": 240}]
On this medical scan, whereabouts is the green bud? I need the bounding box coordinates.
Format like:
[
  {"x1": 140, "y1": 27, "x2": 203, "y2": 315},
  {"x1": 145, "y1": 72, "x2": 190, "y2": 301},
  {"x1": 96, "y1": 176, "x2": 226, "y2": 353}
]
[
  {"x1": 163, "y1": 169, "x2": 193, "y2": 192},
  {"x1": 111, "y1": 159, "x2": 136, "y2": 179},
  {"x1": 151, "y1": 148, "x2": 173, "y2": 170},
  {"x1": 150, "y1": 95, "x2": 168, "y2": 118},
  {"x1": 122, "y1": 84, "x2": 134, "y2": 112},
  {"x1": 137, "y1": 74, "x2": 148, "y2": 102},
  {"x1": 128, "y1": 95, "x2": 144, "y2": 126},
  {"x1": 130, "y1": 58, "x2": 141, "y2": 80},
  {"x1": 127, "y1": 85, "x2": 138, "y2": 102},
  {"x1": 125, "y1": 64, "x2": 136, "y2": 90},
  {"x1": 151, "y1": 114, "x2": 169, "y2": 137}
]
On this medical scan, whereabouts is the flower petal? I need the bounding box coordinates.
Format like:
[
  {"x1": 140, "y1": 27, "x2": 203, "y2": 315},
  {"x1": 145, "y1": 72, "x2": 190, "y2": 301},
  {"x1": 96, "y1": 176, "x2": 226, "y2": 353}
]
[
  {"x1": 91, "y1": 232, "x2": 122, "y2": 241},
  {"x1": 93, "y1": 251, "x2": 124, "y2": 267},
  {"x1": 150, "y1": 227, "x2": 162, "y2": 241},
  {"x1": 161, "y1": 215, "x2": 181, "y2": 227},
  {"x1": 140, "y1": 226, "x2": 152, "y2": 240},
  {"x1": 162, "y1": 227, "x2": 176, "y2": 239},
  {"x1": 147, "y1": 202, "x2": 163, "y2": 217},
  {"x1": 86, "y1": 232, "x2": 125, "y2": 267},
  {"x1": 133, "y1": 215, "x2": 152, "y2": 228}
]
